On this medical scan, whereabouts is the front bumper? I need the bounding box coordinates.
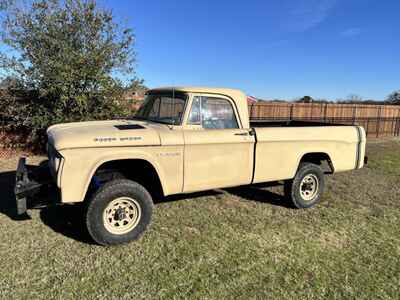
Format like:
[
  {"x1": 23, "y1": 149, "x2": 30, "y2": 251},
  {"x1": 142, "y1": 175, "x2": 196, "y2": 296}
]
[{"x1": 14, "y1": 157, "x2": 54, "y2": 215}]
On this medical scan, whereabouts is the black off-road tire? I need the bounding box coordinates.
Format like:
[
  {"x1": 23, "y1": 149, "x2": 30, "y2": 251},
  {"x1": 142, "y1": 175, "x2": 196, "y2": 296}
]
[
  {"x1": 86, "y1": 179, "x2": 153, "y2": 246},
  {"x1": 284, "y1": 162, "x2": 325, "y2": 209}
]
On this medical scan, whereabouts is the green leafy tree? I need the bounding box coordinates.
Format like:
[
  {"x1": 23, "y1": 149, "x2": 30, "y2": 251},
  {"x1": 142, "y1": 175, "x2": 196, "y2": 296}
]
[
  {"x1": 128, "y1": 78, "x2": 148, "y2": 93},
  {"x1": 0, "y1": 0, "x2": 136, "y2": 150},
  {"x1": 296, "y1": 96, "x2": 314, "y2": 103},
  {"x1": 386, "y1": 90, "x2": 400, "y2": 105}
]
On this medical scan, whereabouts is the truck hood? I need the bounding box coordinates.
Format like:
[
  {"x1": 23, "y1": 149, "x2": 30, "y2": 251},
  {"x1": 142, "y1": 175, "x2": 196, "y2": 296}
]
[{"x1": 47, "y1": 120, "x2": 162, "y2": 150}]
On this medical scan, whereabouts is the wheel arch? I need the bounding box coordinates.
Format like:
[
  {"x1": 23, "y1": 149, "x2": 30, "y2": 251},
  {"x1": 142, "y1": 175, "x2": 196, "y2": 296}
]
[
  {"x1": 83, "y1": 156, "x2": 166, "y2": 202},
  {"x1": 297, "y1": 152, "x2": 335, "y2": 174}
]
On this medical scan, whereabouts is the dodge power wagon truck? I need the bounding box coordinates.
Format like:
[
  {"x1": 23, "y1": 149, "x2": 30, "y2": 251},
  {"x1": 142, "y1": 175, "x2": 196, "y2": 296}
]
[{"x1": 15, "y1": 87, "x2": 367, "y2": 245}]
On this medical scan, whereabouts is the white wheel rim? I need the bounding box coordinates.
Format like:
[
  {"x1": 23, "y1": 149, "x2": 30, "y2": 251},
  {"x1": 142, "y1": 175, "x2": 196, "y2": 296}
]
[
  {"x1": 300, "y1": 174, "x2": 319, "y2": 201},
  {"x1": 103, "y1": 197, "x2": 141, "y2": 235}
]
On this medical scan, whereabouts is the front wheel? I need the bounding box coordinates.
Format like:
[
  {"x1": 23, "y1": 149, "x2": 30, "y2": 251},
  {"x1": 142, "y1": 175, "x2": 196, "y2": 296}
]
[
  {"x1": 86, "y1": 179, "x2": 153, "y2": 246},
  {"x1": 284, "y1": 162, "x2": 325, "y2": 209}
]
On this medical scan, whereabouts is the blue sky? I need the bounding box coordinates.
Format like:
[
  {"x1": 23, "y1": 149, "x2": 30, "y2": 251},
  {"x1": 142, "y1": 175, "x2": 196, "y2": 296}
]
[
  {"x1": 1, "y1": 1, "x2": 399, "y2": 100},
  {"x1": 100, "y1": 0, "x2": 399, "y2": 100}
]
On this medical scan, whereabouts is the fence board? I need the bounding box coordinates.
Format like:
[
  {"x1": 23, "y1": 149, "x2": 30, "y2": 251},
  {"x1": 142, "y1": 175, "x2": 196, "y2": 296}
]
[{"x1": 249, "y1": 102, "x2": 400, "y2": 138}]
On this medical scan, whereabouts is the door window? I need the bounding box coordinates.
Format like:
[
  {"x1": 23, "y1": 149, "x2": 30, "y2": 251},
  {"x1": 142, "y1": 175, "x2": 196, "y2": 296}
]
[{"x1": 187, "y1": 96, "x2": 239, "y2": 129}]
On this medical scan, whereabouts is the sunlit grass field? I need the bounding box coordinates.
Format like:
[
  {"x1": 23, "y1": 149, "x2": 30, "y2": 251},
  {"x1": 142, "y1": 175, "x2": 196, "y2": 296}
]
[{"x1": 0, "y1": 139, "x2": 399, "y2": 299}]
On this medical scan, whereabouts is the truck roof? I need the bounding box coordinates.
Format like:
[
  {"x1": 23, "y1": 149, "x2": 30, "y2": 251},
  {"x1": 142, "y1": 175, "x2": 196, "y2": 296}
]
[{"x1": 148, "y1": 86, "x2": 246, "y2": 101}]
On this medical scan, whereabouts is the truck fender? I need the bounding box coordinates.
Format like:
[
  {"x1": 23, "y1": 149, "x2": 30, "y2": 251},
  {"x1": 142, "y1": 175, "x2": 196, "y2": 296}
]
[
  {"x1": 295, "y1": 152, "x2": 335, "y2": 175},
  {"x1": 81, "y1": 153, "x2": 167, "y2": 202}
]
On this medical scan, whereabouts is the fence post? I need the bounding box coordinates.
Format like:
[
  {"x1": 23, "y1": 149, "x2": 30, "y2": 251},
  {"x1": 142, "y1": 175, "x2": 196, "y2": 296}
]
[
  {"x1": 324, "y1": 103, "x2": 328, "y2": 122},
  {"x1": 397, "y1": 109, "x2": 400, "y2": 136},
  {"x1": 376, "y1": 106, "x2": 382, "y2": 138},
  {"x1": 250, "y1": 103, "x2": 255, "y2": 119},
  {"x1": 352, "y1": 106, "x2": 357, "y2": 125},
  {"x1": 390, "y1": 117, "x2": 396, "y2": 135},
  {"x1": 397, "y1": 118, "x2": 400, "y2": 136},
  {"x1": 289, "y1": 104, "x2": 293, "y2": 120}
]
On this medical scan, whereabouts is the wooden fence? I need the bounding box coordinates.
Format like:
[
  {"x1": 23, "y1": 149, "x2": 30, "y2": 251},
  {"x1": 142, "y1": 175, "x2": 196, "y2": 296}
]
[{"x1": 249, "y1": 103, "x2": 400, "y2": 138}]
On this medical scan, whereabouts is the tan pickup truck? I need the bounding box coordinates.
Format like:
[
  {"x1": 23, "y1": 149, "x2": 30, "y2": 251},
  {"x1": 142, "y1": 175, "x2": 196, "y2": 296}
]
[{"x1": 15, "y1": 87, "x2": 367, "y2": 245}]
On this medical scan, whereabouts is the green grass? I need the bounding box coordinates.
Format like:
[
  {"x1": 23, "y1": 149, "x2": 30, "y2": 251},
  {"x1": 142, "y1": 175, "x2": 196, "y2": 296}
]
[
  {"x1": 0, "y1": 139, "x2": 399, "y2": 299},
  {"x1": 367, "y1": 139, "x2": 400, "y2": 176}
]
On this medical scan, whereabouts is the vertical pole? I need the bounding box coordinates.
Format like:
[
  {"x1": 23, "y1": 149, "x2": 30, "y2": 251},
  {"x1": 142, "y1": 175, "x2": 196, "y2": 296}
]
[
  {"x1": 392, "y1": 117, "x2": 395, "y2": 137},
  {"x1": 366, "y1": 118, "x2": 370, "y2": 137},
  {"x1": 397, "y1": 118, "x2": 400, "y2": 136},
  {"x1": 352, "y1": 106, "x2": 357, "y2": 125},
  {"x1": 324, "y1": 103, "x2": 328, "y2": 122},
  {"x1": 390, "y1": 117, "x2": 395, "y2": 137},
  {"x1": 397, "y1": 109, "x2": 400, "y2": 136},
  {"x1": 250, "y1": 103, "x2": 254, "y2": 120},
  {"x1": 376, "y1": 106, "x2": 382, "y2": 138},
  {"x1": 320, "y1": 103, "x2": 324, "y2": 122},
  {"x1": 289, "y1": 104, "x2": 293, "y2": 121}
]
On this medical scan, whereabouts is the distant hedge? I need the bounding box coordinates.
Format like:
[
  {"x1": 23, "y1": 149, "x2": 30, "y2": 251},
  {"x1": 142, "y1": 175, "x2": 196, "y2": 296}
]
[{"x1": 0, "y1": 87, "x2": 132, "y2": 151}]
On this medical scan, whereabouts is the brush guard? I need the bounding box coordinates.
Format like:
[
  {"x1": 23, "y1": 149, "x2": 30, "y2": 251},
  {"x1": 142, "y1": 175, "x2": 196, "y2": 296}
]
[{"x1": 14, "y1": 157, "x2": 54, "y2": 215}]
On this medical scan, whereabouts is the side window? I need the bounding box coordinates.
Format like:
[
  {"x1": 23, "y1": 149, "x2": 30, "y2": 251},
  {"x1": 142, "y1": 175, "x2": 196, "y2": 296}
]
[
  {"x1": 187, "y1": 96, "x2": 201, "y2": 125},
  {"x1": 201, "y1": 97, "x2": 239, "y2": 129}
]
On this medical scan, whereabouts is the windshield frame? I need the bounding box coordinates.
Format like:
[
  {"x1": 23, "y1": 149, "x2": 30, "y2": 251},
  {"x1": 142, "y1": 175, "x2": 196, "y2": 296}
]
[{"x1": 134, "y1": 91, "x2": 189, "y2": 125}]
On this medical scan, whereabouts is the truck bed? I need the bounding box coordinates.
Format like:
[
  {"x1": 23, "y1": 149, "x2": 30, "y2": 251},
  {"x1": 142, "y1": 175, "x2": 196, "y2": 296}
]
[
  {"x1": 250, "y1": 119, "x2": 349, "y2": 128},
  {"x1": 249, "y1": 123, "x2": 365, "y2": 184}
]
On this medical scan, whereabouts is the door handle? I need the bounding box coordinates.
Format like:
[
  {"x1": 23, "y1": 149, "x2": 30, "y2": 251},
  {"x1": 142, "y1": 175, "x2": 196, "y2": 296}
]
[{"x1": 234, "y1": 132, "x2": 249, "y2": 136}]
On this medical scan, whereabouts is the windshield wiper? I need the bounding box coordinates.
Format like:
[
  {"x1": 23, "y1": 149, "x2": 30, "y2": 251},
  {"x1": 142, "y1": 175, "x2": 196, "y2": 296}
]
[
  {"x1": 147, "y1": 118, "x2": 174, "y2": 125},
  {"x1": 128, "y1": 116, "x2": 171, "y2": 125},
  {"x1": 129, "y1": 116, "x2": 147, "y2": 121}
]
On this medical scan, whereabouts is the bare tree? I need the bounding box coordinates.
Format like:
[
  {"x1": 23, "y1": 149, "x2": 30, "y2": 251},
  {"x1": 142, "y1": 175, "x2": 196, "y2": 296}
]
[
  {"x1": 386, "y1": 90, "x2": 400, "y2": 105},
  {"x1": 346, "y1": 94, "x2": 363, "y2": 103}
]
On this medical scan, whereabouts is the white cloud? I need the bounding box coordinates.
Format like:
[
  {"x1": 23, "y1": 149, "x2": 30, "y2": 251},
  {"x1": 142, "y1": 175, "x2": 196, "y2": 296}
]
[
  {"x1": 283, "y1": 0, "x2": 338, "y2": 32},
  {"x1": 340, "y1": 27, "x2": 362, "y2": 37}
]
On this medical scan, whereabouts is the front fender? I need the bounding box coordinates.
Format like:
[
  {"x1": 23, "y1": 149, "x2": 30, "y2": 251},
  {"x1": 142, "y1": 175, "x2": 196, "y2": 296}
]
[{"x1": 59, "y1": 147, "x2": 169, "y2": 203}]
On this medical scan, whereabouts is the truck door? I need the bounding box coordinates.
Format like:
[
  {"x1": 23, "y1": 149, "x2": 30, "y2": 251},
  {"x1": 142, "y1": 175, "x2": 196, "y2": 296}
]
[{"x1": 183, "y1": 95, "x2": 255, "y2": 193}]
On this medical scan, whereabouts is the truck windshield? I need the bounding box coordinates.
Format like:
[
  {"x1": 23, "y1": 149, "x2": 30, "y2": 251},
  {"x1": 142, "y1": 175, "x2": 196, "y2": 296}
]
[{"x1": 134, "y1": 92, "x2": 187, "y2": 125}]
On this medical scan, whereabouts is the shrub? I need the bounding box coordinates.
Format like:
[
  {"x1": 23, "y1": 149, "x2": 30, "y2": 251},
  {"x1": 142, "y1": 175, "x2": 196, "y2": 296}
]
[
  {"x1": 0, "y1": 84, "x2": 131, "y2": 151},
  {"x1": 0, "y1": 0, "x2": 137, "y2": 151}
]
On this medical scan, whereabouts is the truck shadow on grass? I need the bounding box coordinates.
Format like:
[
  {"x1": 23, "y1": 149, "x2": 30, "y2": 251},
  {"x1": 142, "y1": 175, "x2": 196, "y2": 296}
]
[
  {"x1": 156, "y1": 183, "x2": 292, "y2": 209},
  {"x1": 0, "y1": 170, "x2": 291, "y2": 244},
  {"x1": 0, "y1": 169, "x2": 95, "y2": 244},
  {"x1": 0, "y1": 170, "x2": 32, "y2": 221},
  {"x1": 39, "y1": 204, "x2": 96, "y2": 244},
  {"x1": 224, "y1": 183, "x2": 293, "y2": 209}
]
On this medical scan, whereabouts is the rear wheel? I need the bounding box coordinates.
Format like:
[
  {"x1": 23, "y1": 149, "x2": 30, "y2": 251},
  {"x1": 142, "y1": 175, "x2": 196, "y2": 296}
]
[
  {"x1": 86, "y1": 179, "x2": 153, "y2": 246},
  {"x1": 284, "y1": 163, "x2": 325, "y2": 208}
]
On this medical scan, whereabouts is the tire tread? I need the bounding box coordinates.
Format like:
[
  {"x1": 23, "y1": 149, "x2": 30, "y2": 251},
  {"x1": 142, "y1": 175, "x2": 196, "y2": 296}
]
[
  {"x1": 86, "y1": 179, "x2": 153, "y2": 246},
  {"x1": 284, "y1": 162, "x2": 325, "y2": 209}
]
